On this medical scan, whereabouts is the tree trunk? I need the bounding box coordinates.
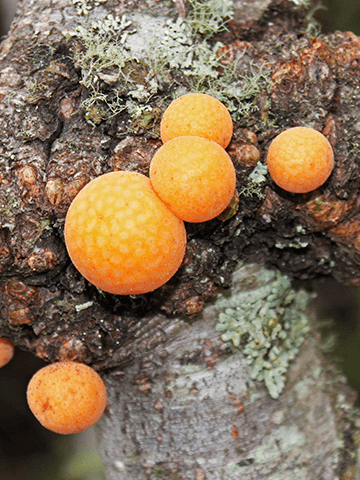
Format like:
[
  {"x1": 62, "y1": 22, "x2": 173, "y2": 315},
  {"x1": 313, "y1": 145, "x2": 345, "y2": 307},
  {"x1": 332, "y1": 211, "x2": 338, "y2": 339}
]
[
  {"x1": 98, "y1": 263, "x2": 359, "y2": 480},
  {"x1": 1, "y1": 0, "x2": 360, "y2": 478}
]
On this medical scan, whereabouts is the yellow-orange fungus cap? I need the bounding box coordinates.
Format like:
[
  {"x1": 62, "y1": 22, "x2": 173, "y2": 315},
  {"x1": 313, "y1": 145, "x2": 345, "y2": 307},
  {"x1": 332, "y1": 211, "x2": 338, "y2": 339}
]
[
  {"x1": 266, "y1": 126, "x2": 334, "y2": 194},
  {"x1": 0, "y1": 338, "x2": 14, "y2": 368},
  {"x1": 27, "y1": 361, "x2": 107, "y2": 435},
  {"x1": 64, "y1": 171, "x2": 186, "y2": 295},
  {"x1": 160, "y1": 93, "x2": 233, "y2": 148},
  {"x1": 150, "y1": 136, "x2": 236, "y2": 223}
]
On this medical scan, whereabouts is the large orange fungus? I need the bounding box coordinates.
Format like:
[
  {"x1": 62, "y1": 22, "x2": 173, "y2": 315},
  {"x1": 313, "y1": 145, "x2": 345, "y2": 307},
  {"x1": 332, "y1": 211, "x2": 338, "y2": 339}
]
[
  {"x1": 160, "y1": 93, "x2": 233, "y2": 148},
  {"x1": 64, "y1": 171, "x2": 186, "y2": 295},
  {"x1": 150, "y1": 136, "x2": 236, "y2": 223},
  {"x1": 65, "y1": 171, "x2": 186, "y2": 295},
  {"x1": 266, "y1": 126, "x2": 334, "y2": 194}
]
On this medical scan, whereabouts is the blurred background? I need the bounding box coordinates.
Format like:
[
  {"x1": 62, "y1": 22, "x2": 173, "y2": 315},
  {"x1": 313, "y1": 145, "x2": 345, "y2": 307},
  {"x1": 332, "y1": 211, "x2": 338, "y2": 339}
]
[{"x1": 1, "y1": 0, "x2": 360, "y2": 479}]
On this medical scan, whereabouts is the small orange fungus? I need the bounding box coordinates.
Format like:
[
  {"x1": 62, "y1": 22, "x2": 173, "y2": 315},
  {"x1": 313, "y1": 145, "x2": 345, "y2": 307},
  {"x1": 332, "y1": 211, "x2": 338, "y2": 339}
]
[
  {"x1": 266, "y1": 126, "x2": 334, "y2": 194},
  {"x1": 27, "y1": 361, "x2": 107, "y2": 435},
  {"x1": 64, "y1": 171, "x2": 186, "y2": 295},
  {"x1": 0, "y1": 338, "x2": 14, "y2": 367},
  {"x1": 160, "y1": 93, "x2": 233, "y2": 148},
  {"x1": 150, "y1": 136, "x2": 236, "y2": 223}
]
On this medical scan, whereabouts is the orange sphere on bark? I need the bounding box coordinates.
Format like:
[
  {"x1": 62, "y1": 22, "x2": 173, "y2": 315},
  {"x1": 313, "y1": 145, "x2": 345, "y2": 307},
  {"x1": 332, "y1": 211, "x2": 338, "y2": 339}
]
[{"x1": 27, "y1": 361, "x2": 107, "y2": 435}]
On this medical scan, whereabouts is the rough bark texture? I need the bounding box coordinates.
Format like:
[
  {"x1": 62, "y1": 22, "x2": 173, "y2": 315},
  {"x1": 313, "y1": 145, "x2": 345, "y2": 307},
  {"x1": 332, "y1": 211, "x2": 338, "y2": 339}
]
[{"x1": 1, "y1": 0, "x2": 360, "y2": 478}]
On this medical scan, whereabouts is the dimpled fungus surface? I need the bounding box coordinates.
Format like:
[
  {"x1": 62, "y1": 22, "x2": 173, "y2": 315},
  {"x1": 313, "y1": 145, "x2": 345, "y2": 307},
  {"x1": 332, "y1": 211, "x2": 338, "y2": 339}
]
[
  {"x1": 64, "y1": 171, "x2": 186, "y2": 295},
  {"x1": 150, "y1": 136, "x2": 236, "y2": 223},
  {"x1": 0, "y1": 338, "x2": 14, "y2": 368},
  {"x1": 160, "y1": 93, "x2": 233, "y2": 148},
  {"x1": 26, "y1": 361, "x2": 107, "y2": 435},
  {"x1": 266, "y1": 127, "x2": 334, "y2": 194}
]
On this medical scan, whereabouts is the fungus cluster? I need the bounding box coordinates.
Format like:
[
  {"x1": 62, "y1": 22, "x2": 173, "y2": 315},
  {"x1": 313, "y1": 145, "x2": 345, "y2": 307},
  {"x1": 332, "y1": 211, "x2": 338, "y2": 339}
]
[
  {"x1": 266, "y1": 126, "x2": 334, "y2": 194},
  {"x1": 64, "y1": 92, "x2": 235, "y2": 295},
  {"x1": 27, "y1": 361, "x2": 107, "y2": 435},
  {"x1": 13, "y1": 101, "x2": 338, "y2": 436},
  {"x1": 150, "y1": 93, "x2": 235, "y2": 223},
  {"x1": 25, "y1": 93, "x2": 236, "y2": 434}
]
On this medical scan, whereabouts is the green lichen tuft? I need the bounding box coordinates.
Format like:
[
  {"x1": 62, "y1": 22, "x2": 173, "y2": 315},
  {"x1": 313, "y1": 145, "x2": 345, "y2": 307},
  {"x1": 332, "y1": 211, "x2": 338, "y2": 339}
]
[
  {"x1": 74, "y1": 14, "x2": 141, "y2": 124},
  {"x1": 186, "y1": 0, "x2": 234, "y2": 37},
  {"x1": 71, "y1": 1, "x2": 273, "y2": 128},
  {"x1": 215, "y1": 268, "x2": 310, "y2": 399},
  {"x1": 148, "y1": 17, "x2": 223, "y2": 87},
  {"x1": 73, "y1": 0, "x2": 108, "y2": 17},
  {"x1": 239, "y1": 161, "x2": 268, "y2": 199}
]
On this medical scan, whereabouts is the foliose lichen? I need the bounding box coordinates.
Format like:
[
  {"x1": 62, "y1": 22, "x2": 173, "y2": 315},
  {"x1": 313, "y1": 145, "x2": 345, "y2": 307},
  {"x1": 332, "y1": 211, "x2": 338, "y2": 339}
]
[
  {"x1": 73, "y1": 0, "x2": 108, "y2": 17},
  {"x1": 186, "y1": 0, "x2": 234, "y2": 37},
  {"x1": 215, "y1": 268, "x2": 310, "y2": 399},
  {"x1": 72, "y1": 0, "x2": 273, "y2": 127},
  {"x1": 239, "y1": 161, "x2": 268, "y2": 199}
]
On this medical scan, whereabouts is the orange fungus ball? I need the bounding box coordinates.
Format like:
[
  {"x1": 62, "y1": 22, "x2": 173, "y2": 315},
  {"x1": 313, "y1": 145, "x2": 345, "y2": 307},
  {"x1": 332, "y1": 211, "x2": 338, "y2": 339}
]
[
  {"x1": 0, "y1": 338, "x2": 14, "y2": 368},
  {"x1": 266, "y1": 126, "x2": 334, "y2": 194},
  {"x1": 27, "y1": 361, "x2": 107, "y2": 435},
  {"x1": 64, "y1": 171, "x2": 186, "y2": 295},
  {"x1": 150, "y1": 136, "x2": 236, "y2": 223},
  {"x1": 160, "y1": 93, "x2": 233, "y2": 148}
]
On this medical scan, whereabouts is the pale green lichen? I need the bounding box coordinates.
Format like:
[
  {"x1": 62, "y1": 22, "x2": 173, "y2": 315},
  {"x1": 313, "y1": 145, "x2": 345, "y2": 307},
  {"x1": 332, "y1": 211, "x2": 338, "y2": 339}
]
[
  {"x1": 215, "y1": 269, "x2": 310, "y2": 399},
  {"x1": 72, "y1": 1, "x2": 273, "y2": 127},
  {"x1": 149, "y1": 17, "x2": 223, "y2": 84},
  {"x1": 186, "y1": 0, "x2": 234, "y2": 37},
  {"x1": 75, "y1": 301, "x2": 94, "y2": 312},
  {"x1": 0, "y1": 195, "x2": 20, "y2": 217},
  {"x1": 73, "y1": 0, "x2": 108, "y2": 17},
  {"x1": 149, "y1": 16, "x2": 272, "y2": 121},
  {"x1": 275, "y1": 239, "x2": 309, "y2": 249},
  {"x1": 239, "y1": 161, "x2": 268, "y2": 199},
  {"x1": 75, "y1": 17, "x2": 135, "y2": 82}
]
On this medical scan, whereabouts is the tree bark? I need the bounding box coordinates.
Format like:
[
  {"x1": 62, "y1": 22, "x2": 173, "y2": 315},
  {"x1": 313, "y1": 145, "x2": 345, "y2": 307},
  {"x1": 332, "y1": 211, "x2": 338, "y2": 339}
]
[
  {"x1": 97, "y1": 262, "x2": 359, "y2": 480},
  {"x1": 1, "y1": 0, "x2": 360, "y2": 478}
]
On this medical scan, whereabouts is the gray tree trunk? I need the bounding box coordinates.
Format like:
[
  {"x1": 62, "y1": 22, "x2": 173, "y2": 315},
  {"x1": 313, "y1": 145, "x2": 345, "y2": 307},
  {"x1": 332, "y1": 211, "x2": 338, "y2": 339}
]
[
  {"x1": 1, "y1": 0, "x2": 360, "y2": 479},
  {"x1": 98, "y1": 263, "x2": 360, "y2": 480}
]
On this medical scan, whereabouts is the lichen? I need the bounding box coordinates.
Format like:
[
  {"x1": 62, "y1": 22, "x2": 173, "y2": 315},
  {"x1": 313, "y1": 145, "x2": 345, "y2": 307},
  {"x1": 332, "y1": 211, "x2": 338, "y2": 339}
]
[
  {"x1": 274, "y1": 239, "x2": 309, "y2": 249},
  {"x1": 74, "y1": 14, "x2": 139, "y2": 124},
  {"x1": 71, "y1": 2, "x2": 273, "y2": 128},
  {"x1": 289, "y1": 0, "x2": 324, "y2": 37},
  {"x1": 73, "y1": 0, "x2": 108, "y2": 17},
  {"x1": 0, "y1": 195, "x2": 20, "y2": 217},
  {"x1": 186, "y1": 0, "x2": 234, "y2": 37},
  {"x1": 239, "y1": 161, "x2": 268, "y2": 199},
  {"x1": 215, "y1": 268, "x2": 310, "y2": 399}
]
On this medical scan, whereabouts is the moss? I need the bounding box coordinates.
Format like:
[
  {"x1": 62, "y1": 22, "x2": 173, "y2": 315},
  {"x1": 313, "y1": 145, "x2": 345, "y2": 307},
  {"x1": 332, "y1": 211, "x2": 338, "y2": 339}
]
[{"x1": 215, "y1": 266, "x2": 310, "y2": 399}]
